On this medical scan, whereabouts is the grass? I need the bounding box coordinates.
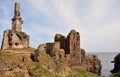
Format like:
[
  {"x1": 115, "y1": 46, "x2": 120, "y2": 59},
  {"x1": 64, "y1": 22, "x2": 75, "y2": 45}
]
[
  {"x1": 67, "y1": 68, "x2": 100, "y2": 77},
  {"x1": 0, "y1": 50, "x2": 102, "y2": 77},
  {"x1": 28, "y1": 62, "x2": 58, "y2": 77},
  {"x1": 110, "y1": 72, "x2": 120, "y2": 77}
]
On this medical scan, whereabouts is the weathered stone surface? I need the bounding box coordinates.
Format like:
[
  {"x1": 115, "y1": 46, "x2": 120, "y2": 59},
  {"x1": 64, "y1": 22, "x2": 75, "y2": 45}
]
[
  {"x1": 34, "y1": 42, "x2": 65, "y2": 68},
  {"x1": 1, "y1": 3, "x2": 29, "y2": 50},
  {"x1": 54, "y1": 34, "x2": 66, "y2": 50},
  {"x1": 84, "y1": 55, "x2": 102, "y2": 75},
  {"x1": 55, "y1": 29, "x2": 81, "y2": 65},
  {"x1": 0, "y1": 68, "x2": 30, "y2": 77},
  {"x1": 34, "y1": 49, "x2": 55, "y2": 69},
  {"x1": 0, "y1": 66, "x2": 13, "y2": 71},
  {"x1": 12, "y1": 3, "x2": 23, "y2": 32},
  {"x1": 67, "y1": 30, "x2": 81, "y2": 65},
  {"x1": 53, "y1": 65, "x2": 72, "y2": 77},
  {"x1": 14, "y1": 3, "x2": 20, "y2": 17},
  {"x1": 1, "y1": 30, "x2": 29, "y2": 50},
  {"x1": 36, "y1": 42, "x2": 60, "y2": 56},
  {"x1": 52, "y1": 48, "x2": 65, "y2": 66},
  {"x1": 80, "y1": 48, "x2": 85, "y2": 62},
  {"x1": 111, "y1": 53, "x2": 120, "y2": 73}
]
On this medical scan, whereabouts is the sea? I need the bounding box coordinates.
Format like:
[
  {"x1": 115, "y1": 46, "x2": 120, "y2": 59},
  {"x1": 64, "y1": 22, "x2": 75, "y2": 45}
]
[{"x1": 87, "y1": 52, "x2": 119, "y2": 76}]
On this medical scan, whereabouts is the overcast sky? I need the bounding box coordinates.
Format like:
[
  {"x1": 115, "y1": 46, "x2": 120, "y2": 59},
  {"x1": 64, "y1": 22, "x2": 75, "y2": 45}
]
[{"x1": 0, "y1": 0, "x2": 120, "y2": 53}]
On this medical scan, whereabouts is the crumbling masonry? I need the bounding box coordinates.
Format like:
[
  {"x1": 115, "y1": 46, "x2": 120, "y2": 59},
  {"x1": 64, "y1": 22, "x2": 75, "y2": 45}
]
[
  {"x1": 1, "y1": 3, "x2": 29, "y2": 50},
  {"x1": 55, "y1": 29, "x2": 81, "y2": 65},
  {"x1": 0, "y1": 3, "x2": 102, "y2": 75}
]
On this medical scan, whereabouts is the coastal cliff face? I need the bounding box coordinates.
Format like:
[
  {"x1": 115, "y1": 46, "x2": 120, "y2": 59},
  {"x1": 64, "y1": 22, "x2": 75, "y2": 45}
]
[
  {"x1": 110, "y1": 53, "x2": 120, "y2": 77},
  {"x1": 111, "y1": 53, "x2": 120, "y2": 73},
  {"x1": 0, "y1": 2, "x2": 102, "y2": 77}
]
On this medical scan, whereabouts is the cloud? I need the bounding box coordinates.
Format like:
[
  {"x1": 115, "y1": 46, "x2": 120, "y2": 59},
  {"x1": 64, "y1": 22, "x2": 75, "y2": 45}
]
[
  {"x1": 25, "y1": 0, "x2": 55, "y2": 22},
  {"x1": 23, "y1": 22, "x2": 58, "y2": 48},
  {"x1": 0, "y1": 0, "x2": 120, "y2": 52},
  {"x1": 26, "y1": 0, "x2": 81, "y2": 29},
  {"x1": 51, "y1": 0, "x2": 80, "y2": 25},
  {"x1": 82, "y1": 19, "x2": 120, "y2": 52},
  {"x1": 88, "y1": 0, "x2": 108, "y2": 20}
]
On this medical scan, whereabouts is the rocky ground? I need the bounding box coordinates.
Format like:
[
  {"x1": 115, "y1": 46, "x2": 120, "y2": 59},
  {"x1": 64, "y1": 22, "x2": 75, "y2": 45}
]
[
  {"x1": 110, "y1": 53, "x2": 120, "y2": 77},
  {"x1": 0, "y1": 48, "x2": 101, "y2": 77}
]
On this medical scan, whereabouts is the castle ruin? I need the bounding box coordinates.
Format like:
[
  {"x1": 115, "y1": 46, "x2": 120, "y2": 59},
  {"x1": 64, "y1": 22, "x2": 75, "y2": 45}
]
[
  {"x1": 0, "y1": 3, "x2": 102, "y2": 75},
  {"x1": 1, "y1": 3, "x2": 29, "y2": 50},
  {"x1": 37, "y1": 29, "x2": 82, "y2": 66}
]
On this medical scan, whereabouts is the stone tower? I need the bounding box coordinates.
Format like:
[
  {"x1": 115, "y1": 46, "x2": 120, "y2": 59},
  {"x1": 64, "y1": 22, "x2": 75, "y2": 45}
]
[
  {"x1": 67, "y1": 30, "x2": 80, "y2": 55},
  {"x1": 12, "y1": 3, "x2": 23, "y2": 32},
  {"x1": 1, "y1": 3, "x2": 29, "y2": 50},
  {"x1": 55, "y1": 29, "x2": 81, "y2": 65},
  {"x1": 66, "y1": 29, "x2": 81, "y2": 65}
]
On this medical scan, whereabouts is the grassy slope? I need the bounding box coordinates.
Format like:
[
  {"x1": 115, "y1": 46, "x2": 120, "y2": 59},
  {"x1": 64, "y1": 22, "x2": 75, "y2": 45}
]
[
  {"x1": 67, "y1": 68, "x2": 100, "y2": 77},
  {"x1": 0, "y1": 51, "x2": 101, "y2": 77},
  {"x1": 110, "y1": 72, "x2": 120, "y2": 77}
]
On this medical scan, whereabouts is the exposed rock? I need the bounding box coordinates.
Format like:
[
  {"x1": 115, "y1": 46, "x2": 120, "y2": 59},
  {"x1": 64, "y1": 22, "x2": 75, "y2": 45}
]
[
  {"x1": 0, "y1": 68, "x2": 30, "y2": 77},
  {"x1": 34, "y1": 49, "x2": 55, "y2": 69},
  {"x1": 52, "y1": 48, "x2": 65, "y2": 66},
  {"x1": 34, "y1": 43, "x2": 65, "y2": 69},
  {"x1": 53, "y1": 65, "x2": 72, "y2": 77},
  {"x1": 0, "y1": 66, "x2": 13, "y2": 71},
  {"x1": 111, "y1": 53, "x2": 120, "y2": 73},
  {"x1": 83, "y1": 55, "x2": 102, "y2": 75}
]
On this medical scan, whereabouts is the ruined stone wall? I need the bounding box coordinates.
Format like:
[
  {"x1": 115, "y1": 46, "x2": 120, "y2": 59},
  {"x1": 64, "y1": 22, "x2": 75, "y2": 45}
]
[
  {"x1": 46, "y1": 42, "x2": 60, "y2": 56},
  {"x1": 1, "y1": 30, "x2": 29, "y2": 50},
  {"x1": 1, "y1": 30, "x2": 10, "y2": 50},
  {"x1": 36, "y1": 42, "x2": 60, "y2": 56},
  {"x1": 54, "y1": 29, "x2": 81, "y2": 65},
  {"x1": 54, "y1": 34, "x2": 66, "y2": 50},
  {"x1": 66, "y1": 30, "x2": 81, "y2": 65}
]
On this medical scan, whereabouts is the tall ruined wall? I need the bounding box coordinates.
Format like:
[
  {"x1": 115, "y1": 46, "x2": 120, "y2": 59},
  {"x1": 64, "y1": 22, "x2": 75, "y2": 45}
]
[
  {"x1": 66, "y1": 30, "x2": 80, "y2": 54},
  {"x1": 36, "y1": 42, "x2": 60, "y2": 56},
  {"x1": 66, "y1": 30, "x2": 81, "y2": 65},
  {"x1": 54, "y1": 29, "x2": 81, "y2": 65},
  {"x1": 1, "y1": 30, "x2": 29, "y2": 50},
  {"x1": 54, "y1": 34, "x2": 67, "y2": 53},
  {"x1": 1, "y1": 30, "x2": 10, "y2": 50}
]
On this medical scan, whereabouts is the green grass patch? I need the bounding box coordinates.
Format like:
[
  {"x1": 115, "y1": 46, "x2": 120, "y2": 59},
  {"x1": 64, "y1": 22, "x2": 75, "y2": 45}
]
[
  {"x1": 28, "y1": 62, "x2": 58, "y2": 77},
  {"x1": 67, "y1": 68, "x2": 100, "y2": 77},
  {"x1": 110, "y1": 72, "x2": 120, "y2": 77}
]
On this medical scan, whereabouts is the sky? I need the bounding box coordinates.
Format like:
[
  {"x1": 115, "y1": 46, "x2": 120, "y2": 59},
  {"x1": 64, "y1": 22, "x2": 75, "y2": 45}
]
[{"x1": 0, "y1": 0, "x2": 120, "y2": 53}]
